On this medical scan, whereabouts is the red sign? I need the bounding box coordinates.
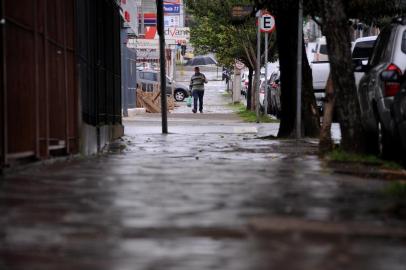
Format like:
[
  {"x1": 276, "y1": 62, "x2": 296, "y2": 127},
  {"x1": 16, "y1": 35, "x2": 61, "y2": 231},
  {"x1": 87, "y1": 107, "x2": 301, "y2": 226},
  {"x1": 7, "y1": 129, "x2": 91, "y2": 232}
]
[{"x1": 164, "y1": 0, "x2": 180, "y2": 3}]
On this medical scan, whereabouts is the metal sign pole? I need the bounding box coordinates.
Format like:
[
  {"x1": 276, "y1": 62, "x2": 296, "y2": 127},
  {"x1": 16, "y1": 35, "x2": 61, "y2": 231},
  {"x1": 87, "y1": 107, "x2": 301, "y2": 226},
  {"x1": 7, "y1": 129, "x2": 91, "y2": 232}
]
[
  {"x1": 171, "y1": 47, "x2": 176, "y2": 96},
  {"x1": 255, "y1": 11, "x2": 261, "y2": 123},
  {"x1": 156, "y1": 0, "x2": 168, "y2": 134},
  {"x1": 296, "y1": 0, "x2": 303, "y2": 139},
  {"x1": 264, "y1": 32, "x2": 268, "y2": 116}
]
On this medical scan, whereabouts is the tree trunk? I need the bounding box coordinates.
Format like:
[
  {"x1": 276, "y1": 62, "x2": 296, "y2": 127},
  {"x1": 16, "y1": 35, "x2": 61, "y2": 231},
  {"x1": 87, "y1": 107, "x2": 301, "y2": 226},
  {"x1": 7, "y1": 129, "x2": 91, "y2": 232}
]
[
  {"x1": 275, "y1": 6, "x2": 298, "y2": 137},
  {"x1": 319, "y1": 74, "x2": 335, "y2": 153},
  {"x1": 274, "y1": 3, "x2": 320, "y2": 138},
  {"x1": 247, "y1": 66, "x2": 253, "y2": 110},
  {"x1": 320, "y1": 0, "x2": 367, "y2": 153}
]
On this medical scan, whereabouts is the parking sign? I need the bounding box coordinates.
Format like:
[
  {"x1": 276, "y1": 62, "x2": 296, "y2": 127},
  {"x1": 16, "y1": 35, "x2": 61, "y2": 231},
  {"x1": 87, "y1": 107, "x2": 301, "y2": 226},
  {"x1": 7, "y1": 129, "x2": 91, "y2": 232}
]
[{"x1": 260, "y1": 13, "x2": 275, "y2": 33}]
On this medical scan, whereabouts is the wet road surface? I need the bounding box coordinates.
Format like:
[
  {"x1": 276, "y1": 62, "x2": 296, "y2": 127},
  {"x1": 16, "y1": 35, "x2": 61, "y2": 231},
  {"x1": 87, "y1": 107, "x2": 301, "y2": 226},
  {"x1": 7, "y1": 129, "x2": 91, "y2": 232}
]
[{"x1": 1, "y1": 72, "x2": 406, "y2": 270}]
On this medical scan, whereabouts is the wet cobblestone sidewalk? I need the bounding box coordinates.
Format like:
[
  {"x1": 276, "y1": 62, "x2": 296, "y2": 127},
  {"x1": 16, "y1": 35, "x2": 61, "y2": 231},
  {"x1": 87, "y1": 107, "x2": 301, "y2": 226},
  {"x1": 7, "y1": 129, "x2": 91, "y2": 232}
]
[
  {"x1": 1, "y1": 76, "x2": 406, "y2": 269},
  {"x1": 1, "y1": 123, "x2": 406, "y2": 270}
]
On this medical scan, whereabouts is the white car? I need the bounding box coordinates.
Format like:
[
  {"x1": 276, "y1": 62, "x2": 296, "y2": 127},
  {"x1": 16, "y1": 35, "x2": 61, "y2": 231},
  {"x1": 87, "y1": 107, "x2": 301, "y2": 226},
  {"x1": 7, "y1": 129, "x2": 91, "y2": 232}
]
[
  {"x1": 259, "y1": 78, "x2": 266, "y2": 107},
  {"x1": 312, "y1": 36, "x2": 329, "y2": 62},
  {"x1": 311, "y1": 35, "x2": 377, "y2": 112}
]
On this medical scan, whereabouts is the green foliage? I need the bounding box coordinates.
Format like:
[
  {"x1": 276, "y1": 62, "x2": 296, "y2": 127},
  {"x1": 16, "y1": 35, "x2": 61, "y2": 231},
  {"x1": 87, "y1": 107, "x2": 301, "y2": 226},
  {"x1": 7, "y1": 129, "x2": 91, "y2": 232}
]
[
  {"x1": 303, "y1": 0, "x2": 405, "y2": 27},
  {"x1": 328, "y1": 149, "x2": 403, "y2": 170},
  {"x1": 222, "y1": 91, "x2": 232, "y2": 97},
  {"x1": 228, "y1": 102, "x2": 279, "y2": 123},
  {"x1": 384, "y1": 182, "x2": 406, "y2": 198},
  {"x1": 345, "y1": 0, "x2": 404, "y2": 23},
  {"x1": 184, "y1": 0, "x2": 277, "y2": 68}
]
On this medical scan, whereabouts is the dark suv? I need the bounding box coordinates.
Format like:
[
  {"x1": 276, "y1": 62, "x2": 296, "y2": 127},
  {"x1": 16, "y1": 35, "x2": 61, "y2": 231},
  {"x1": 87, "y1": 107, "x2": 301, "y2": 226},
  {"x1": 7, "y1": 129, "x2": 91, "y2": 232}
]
[
  {"x1": 137, "y1": 70, "x2": 190, "y2": 101},
  {"x1": 356, "y1": 17, "x2": 406, "y2": 156},
  {"x1": 391, "y1": 72, "x2": 406, "y2": 163}
]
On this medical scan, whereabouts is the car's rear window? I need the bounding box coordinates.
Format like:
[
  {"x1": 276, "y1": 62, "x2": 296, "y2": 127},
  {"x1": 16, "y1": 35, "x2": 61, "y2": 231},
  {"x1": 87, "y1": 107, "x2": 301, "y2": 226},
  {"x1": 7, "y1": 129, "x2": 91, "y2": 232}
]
[
  {"x1": 270, "y1": 73, "x2": 278, "y2": 82},
  {"x1": 143, "y1": 72, "x2": 157, "y2": 81},
  {"x1": 319, "y1": 44, "x2": 328, "y2": 55},
  {"x1": 369, "y1": 25, "x2": 395, "y2": 66},
  {"x1": 402, "y1": 30, "x2": 406, "y2": 54},
  {"x1": 352, "y1": 40, "x2": 376, "y2": 59}
]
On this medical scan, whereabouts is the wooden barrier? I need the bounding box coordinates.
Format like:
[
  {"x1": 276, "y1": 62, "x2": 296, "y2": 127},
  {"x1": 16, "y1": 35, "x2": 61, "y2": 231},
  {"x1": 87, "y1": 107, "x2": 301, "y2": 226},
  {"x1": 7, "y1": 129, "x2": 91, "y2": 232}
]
[{"x1": 136, "y1": 88, "x2": 176, "y2": 113}]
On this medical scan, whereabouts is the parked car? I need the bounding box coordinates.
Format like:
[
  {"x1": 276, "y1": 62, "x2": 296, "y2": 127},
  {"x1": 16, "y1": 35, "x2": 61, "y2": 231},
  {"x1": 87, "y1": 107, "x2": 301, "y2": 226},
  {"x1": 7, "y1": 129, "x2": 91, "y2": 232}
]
[
  {"x1": 136, "y1": 70, "x2": 190, "y2": 101},
  {"x1": 259, "y1": 71, "x2": 281, "y2": 118},
  {"x1": 384, "y1": 70, "x2": 406, "y2": 164},
  {"x1": 259, "y1": 77, "x2": 266, "y2": 107},
  {"x1": 241, "y1": 71, "x2": 249, "y2": 97},
  {"x1": 312, "y1": 36, "x2": 329, "y2": 62},
  {"x1": 311, "y1": 37, "x2": 330, "y2": 113},
  {"x1": 311, "y1": 35, "x2": 377, "y2": 114},
  {"x1": 311, "y1": 61, "x2": 330, "y2": 113},
  {"x1": 355, "y1": 17, "x2": 406, "y2": 157}
]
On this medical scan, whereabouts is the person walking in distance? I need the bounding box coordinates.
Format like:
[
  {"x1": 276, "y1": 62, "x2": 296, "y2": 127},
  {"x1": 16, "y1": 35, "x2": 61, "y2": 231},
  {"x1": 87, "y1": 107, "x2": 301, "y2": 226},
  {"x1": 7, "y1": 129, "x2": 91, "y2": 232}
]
[{"x1": 190, "y1": 66, "x2": 208, "y2": 113}]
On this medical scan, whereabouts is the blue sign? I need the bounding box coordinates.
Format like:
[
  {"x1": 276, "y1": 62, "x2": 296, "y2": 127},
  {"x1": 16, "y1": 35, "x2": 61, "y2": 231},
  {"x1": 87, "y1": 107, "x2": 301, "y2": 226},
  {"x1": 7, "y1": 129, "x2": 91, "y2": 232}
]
[{"x1": 164, "y1": 4, "x2": 180, "y2": 14}]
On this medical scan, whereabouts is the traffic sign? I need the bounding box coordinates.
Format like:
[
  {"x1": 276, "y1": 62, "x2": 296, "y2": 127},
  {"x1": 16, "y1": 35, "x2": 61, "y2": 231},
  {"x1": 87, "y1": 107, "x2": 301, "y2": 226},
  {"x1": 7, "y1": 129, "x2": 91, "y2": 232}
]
[{"x1": 260, "y1": 13, "x2": 275, "y2": 33}]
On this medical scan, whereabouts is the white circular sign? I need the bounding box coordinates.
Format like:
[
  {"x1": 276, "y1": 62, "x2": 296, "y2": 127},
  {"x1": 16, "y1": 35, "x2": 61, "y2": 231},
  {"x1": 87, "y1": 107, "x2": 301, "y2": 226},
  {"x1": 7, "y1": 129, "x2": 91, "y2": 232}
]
[{"x1": 261, "y1": 14, "x2": 275, "y2": 33}]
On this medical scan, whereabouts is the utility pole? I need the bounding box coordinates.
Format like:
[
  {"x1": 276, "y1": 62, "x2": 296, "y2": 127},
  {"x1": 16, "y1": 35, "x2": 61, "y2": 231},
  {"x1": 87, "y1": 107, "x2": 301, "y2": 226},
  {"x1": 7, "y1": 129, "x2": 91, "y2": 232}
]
[
  {"x1": 255, "y1": 10, "x2": 261, "y2": 123},
  {"x1": 156, "y1": 0, "x2": 168, "y2": 134},
  {"x1": 296, "y1": 0, "x2": 303, "y2": 139}
]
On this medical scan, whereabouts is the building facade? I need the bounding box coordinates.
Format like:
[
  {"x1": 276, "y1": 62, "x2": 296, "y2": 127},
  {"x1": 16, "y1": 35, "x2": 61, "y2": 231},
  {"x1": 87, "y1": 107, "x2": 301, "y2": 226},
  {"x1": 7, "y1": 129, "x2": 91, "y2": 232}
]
[{"x1": 1, "y1": 0, "x2": 124, "y2": 169}]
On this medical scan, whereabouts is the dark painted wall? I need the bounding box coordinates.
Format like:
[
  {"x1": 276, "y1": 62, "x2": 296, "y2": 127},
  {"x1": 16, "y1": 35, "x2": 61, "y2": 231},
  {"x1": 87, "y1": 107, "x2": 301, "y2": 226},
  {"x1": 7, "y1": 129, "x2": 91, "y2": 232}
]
[
  {"x1": 1, "y1": 0, "x2": 78, "y2": 167},
  {"x1": 121, "y1": 27, "x2": 137, "y2": 116},
  {"x1": 76, "y1": 0, "x2": 122, "y2": 127},
  {"x1": 1, "y1": 0, "x2": 122, "y2": 168}
]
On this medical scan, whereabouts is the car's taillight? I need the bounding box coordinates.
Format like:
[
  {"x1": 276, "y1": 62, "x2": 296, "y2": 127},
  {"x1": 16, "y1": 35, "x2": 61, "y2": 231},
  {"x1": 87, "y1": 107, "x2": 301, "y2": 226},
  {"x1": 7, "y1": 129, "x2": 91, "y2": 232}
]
[
  {"x1": 385, "y1": 83, "x2": 401, "y2": 97},
  {"x1": 384, "y1": 64, "x2": 402, "y2": 97}
]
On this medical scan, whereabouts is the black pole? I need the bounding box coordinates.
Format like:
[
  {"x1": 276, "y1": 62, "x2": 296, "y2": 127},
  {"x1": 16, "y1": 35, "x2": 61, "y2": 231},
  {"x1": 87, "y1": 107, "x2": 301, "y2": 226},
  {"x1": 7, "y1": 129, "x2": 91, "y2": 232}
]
[
  {"x1": 1, "y1": 0, "x2": 7, "y2": 167},
  {"x1": 156, "y1": 0, "x2": 168, "y2": 134},
  {"x1": 296, "y1": 0, "x2": 303, "y2": 139}
]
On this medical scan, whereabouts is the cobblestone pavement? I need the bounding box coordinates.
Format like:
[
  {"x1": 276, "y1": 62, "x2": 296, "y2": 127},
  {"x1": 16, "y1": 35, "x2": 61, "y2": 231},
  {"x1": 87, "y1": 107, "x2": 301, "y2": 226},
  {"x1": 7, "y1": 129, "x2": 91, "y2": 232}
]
[{"x1": 1, "y1": 73, "x2": 406, "y2": 270}]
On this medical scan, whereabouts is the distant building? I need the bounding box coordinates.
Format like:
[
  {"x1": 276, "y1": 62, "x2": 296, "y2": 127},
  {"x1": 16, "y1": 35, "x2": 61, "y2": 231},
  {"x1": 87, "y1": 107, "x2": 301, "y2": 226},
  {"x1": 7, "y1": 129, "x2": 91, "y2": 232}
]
[{"x1": 138, "y1": 0, "x2": 186, "y2": 34}]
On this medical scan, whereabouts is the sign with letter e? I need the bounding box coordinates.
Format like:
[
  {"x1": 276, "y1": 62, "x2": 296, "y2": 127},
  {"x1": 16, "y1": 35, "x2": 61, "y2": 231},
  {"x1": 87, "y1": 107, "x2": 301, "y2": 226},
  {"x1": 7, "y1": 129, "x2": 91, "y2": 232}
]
[{"x1": 260, "y1": 13, "x2": 275, "y2": 33}]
